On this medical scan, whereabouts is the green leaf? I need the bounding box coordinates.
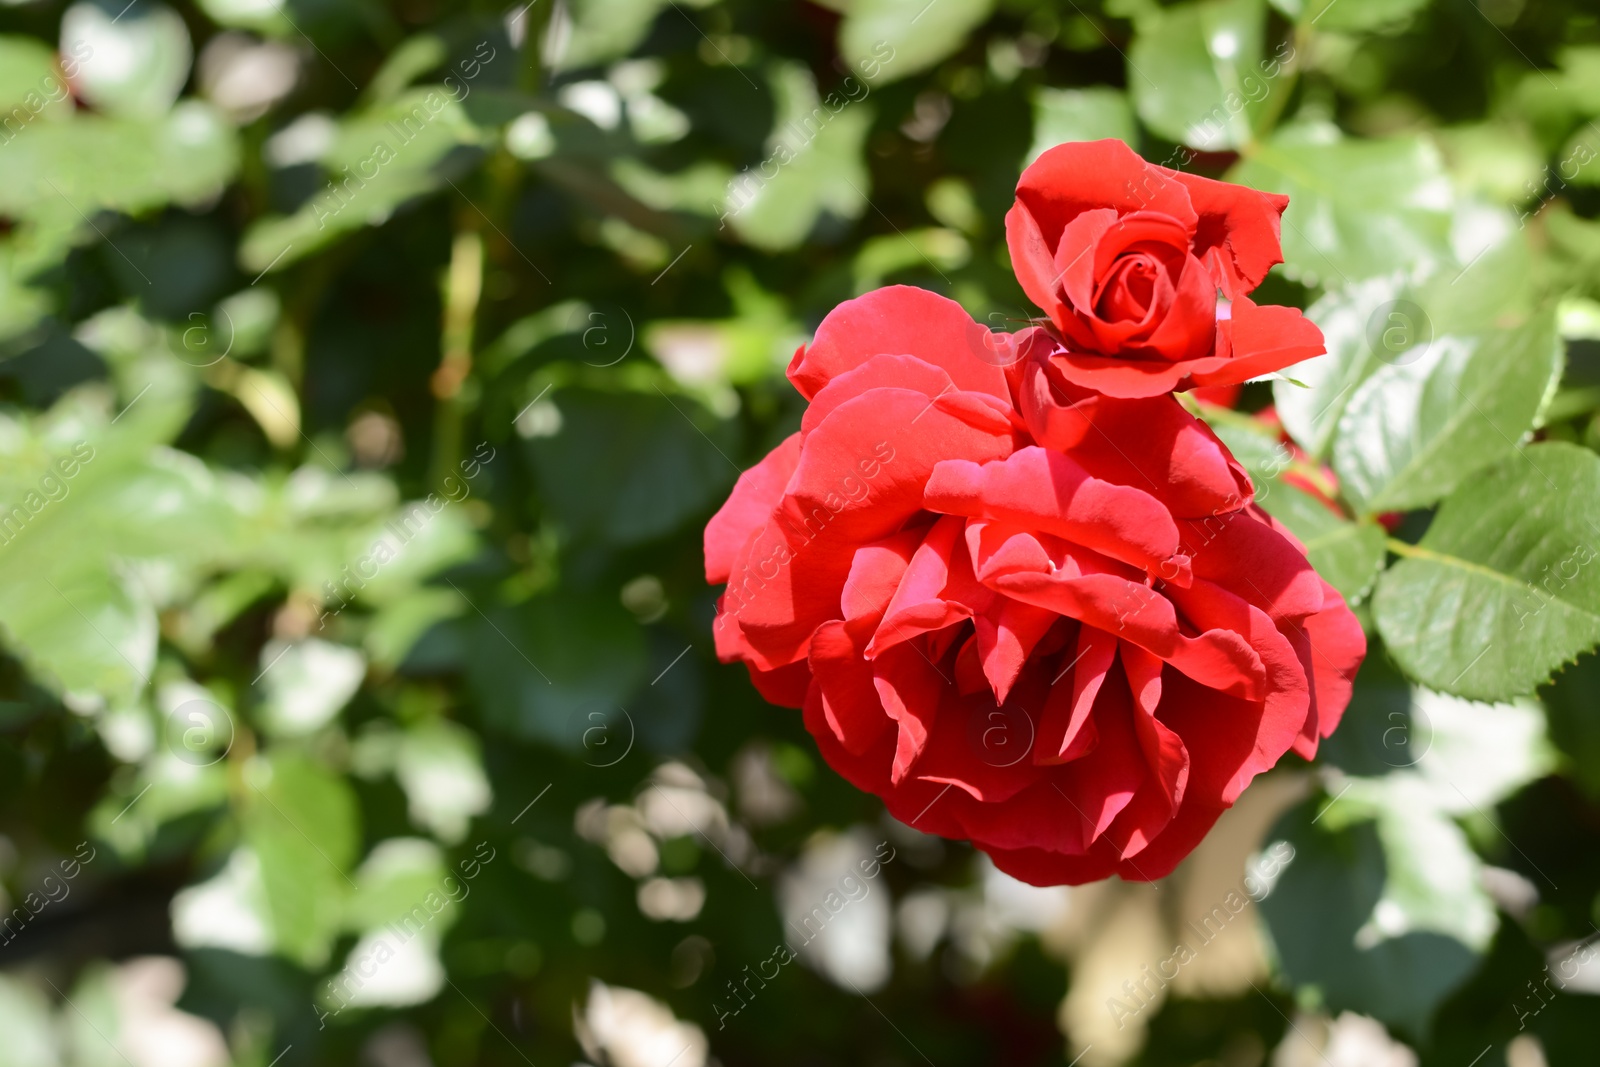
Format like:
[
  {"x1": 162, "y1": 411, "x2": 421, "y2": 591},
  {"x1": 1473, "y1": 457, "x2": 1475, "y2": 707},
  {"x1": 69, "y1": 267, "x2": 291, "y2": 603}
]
[
  {"x1": 524, "y1": 387, "x2": 736, "y2": 546},
  {"x1": 1273, "y1": 276, "x2": 1404, "y2": 458},
  {"x1": 1265, "y1": 684, "x2": 1551, "y2": 1031},
  {"x1": 365, "y1": 587, "x2": 464, "y2": 671},
  {"x1": 242, "y1": 753, "x2": 360, "y2": 967},
  {"x1": 0, "y1": 35, "x2": 74, "y2": 124},
  {"x1": 344, "y1": 837, "x2": 454, "y2": 932},
  {"x1": 851, "y1": 227, "x2": 970, "y2": 291},
  {"x1": 62, "y1": 1, "x2": 193, "y2": 118},
  {"x1": 362, "y1": 34, "x2": 449, "y2": 106},
  {"x1": 556, "y1": 0, "x2": 669, "y2": 71},
  {"x1": 194, "y1": 0, "x2": 297, "y2": 36},
  {"x1": 1542, "y1": 651, "x2": 1600, "y2": 800},
  {"x1": 726, "y1": 63, "x2": 873, "y2": 251},
  {"x1": 464, "y1": 589, "x2": 646, "y2": 748},
  {"x1": 1276, "y1": 235, "x2": 1539, "y2": 459},
  {"x1": 1373, "y1": 442, "x2": 1600, "y2": 701},
  {"x1": 395, "y1": 719, "x2": 491, "y2": 843},
  {"x1": 90, "y1": 689, "x2": 231, "y2": 859},
  {"x1": 839, "y1": 0, "x2": 995, "y2": 85},
  {"x1": 1509, "y1": 46, "x2": 1600, "y2": 141},
  {"x1": 1026, "y1": 87, "x2": 1135, "y2": 164},
  {"x1": 642, "y1": 270, "x2": 803, "y2": 387},
  {"x1": 1127, "y1": 0, "x2": 1269, "y2": 151},
  {"x1": 1196, "y1": 401, "x2": 1292, "y2": 477},
  {"x1": 1259, "y1": 482, "x2": 1386, "y2": 604},
  {"x1": 1332, "y1": 309, "x2": 1561, "y2": 515},
  {"x1": 0, "y1": 974, "x2": 60, "y2": 1065},
  {"x1": 62, "y1": 962, "x2": 127, "y2": 1067},
  {"x1": 1260, "y1": 787, "x2": 1489, "y2": 1038},
  {"x1": 0, "y1": 385, "x2": 224, "y2": 707},
  {"x1": 0, "y1": 103, "x2": 238, "y2": 230},
  {"x1": 1197, "y1": 405, "x2": 1384, "y2": 602},
  {"x1": 1229, "y1": 126, "x2": 1453, "y2": 285},
  {"x1": 170, "y1": 847, "x2": 274, "y2": 956},
  {"x1": 255, "y1": 639, "x2": 367, "y2": 738},
  {"x1": 241, "y1": 89, "x2": 490, "y2": 273},
  {"x1": 1297, "y1": 0, "x2": 1429, "y2": 32},
  {"x1": 1401, "y1": 688, "x2": 1555, "y2": 811},
  {"x1": 1433, "y1": 123, "x2": 1546, "y2": 207}
]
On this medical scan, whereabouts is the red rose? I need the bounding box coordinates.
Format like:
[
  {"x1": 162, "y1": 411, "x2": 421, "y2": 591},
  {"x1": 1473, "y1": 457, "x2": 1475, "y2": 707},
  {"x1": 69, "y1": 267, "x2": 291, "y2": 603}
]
[
  {"x1": 1006, "y1": 139, "x2": 1326, "y2": 398},
  {"x1": 705, "y1": 285, "x2": 1365, "y2": 886}
]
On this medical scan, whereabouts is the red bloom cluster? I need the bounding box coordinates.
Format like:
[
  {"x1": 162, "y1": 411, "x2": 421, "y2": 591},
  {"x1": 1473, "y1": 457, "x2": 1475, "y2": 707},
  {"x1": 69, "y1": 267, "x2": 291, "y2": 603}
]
[{"x1": 705, "y1": 140, "x2": 1365, "y2": 885}]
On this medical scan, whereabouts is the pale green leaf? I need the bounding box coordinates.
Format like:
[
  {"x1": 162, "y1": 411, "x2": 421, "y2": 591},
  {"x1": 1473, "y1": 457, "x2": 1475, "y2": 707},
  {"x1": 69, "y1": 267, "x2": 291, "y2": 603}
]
[
  {"x1": 395, "y1": 720, "x2": 491, "y2": 844},
  {"x1": 1298, "y1": 0, "x2": 1430, "y2": 32},
  {"x1": 256, "y1": 638, "x2": 367, "y2": 738},
  {"x1": 0, "y1": 103, "x2": 238, "y2": 231},
  {"x1": 0, "y1": 35, "x2": 74, "y2": 124},
  {"x1": 62, "y1": 1, "x2": 192, "y2": 118},
  {"x1": 1229, "y1": 127, "x2": 1453, "y2": 285},
  {"x1": 1274, "y1": 275, "x2": 1406, "y2": 458},
  {"x1": 0, "y1": 974, "x2": 62, "y2": 1066},
  {"x1": 1128, "y1": 0, "x2": 1268, "y2": 151},
  {"x1": 243, "y1": 753, "x2": 360, "y2": 967},
  {"x1": 1027, "y1": 87, "x2": 1134, "y2": 164},
  {"x1": 839, "y1": 0, "x2": 995, "y2": 85},
  {"x1": 727, "y1": 63, "x2": 873, "y2": 251},
  {"x1": 1332, "y1": 309, "x2": 1561, "y2": 514},
  {"x1": 241, "y1": 89, "x2": 489, "y2": 273},
  {"x1": 556, "y1": 0, "x2": 668, "y2": 71}
]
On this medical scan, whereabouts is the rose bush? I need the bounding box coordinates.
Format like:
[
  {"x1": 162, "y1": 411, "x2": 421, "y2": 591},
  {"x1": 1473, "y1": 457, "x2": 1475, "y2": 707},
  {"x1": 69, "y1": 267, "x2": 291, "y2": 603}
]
[
  {"x1": 1006, "y1": 139, "x2": 1325, "y2": 398},
  {"x1": 705, "y1": 281, "x2": 1365, "y2": 885}
]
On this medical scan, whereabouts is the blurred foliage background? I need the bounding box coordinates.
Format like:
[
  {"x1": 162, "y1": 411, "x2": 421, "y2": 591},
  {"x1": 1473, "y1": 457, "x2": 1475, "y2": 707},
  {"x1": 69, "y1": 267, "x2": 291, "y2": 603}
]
[{"x1": 2, "y1": 0, "x2": 1600, "y2": 1065}]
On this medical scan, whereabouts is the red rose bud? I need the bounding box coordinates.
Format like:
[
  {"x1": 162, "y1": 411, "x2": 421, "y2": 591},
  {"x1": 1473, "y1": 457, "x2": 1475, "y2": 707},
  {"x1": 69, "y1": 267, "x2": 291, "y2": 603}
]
[
  {"x1": 705, "y1": 285, "x2": 1365, "y2": 886},
  {"x1": 1005, "y1": 139, "x2": 1325, "y2": 399}
]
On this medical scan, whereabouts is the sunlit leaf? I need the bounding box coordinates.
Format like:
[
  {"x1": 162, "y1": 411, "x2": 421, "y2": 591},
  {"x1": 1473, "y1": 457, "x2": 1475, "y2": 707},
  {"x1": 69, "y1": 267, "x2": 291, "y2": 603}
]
[
  {"x1": 1332, "y1": 309, "x2": 1561, "y2": 515},
  {"x1": 1373, "y1": 443, "x2": 1600, "y2": 700},
  {"x1": 1127, "y1": 0, "x2": 1269, "y2": 151},
  {"x1": 1230, "y1": 126, "x2": 1453, "y2": 285},
  {"x1": 839, "y1": 0, "x2": 995, "y2": 85}
]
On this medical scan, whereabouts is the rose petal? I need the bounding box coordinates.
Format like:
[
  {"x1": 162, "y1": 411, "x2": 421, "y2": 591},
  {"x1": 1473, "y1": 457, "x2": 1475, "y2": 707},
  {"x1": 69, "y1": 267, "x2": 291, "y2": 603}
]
[
  {"x1": 1035, "y1": 623, "x2": 1115, "y2": 764},
  {"x1": 704, "y1": 432, "x2": 800, "y2": 584},
  {"x1": 809, "y1": 618, "x2": 893, "y2": 756},
  {"x1": 1181, "y1": 506, "x2": 1325, "y2": 623},
  {"x1": 872, "y1": 640, "x2": 949, "y2": 783},
  {"x1": 744, "y1": 659, "x2": 813, "y2": 709},
  {"x1": 1164, "y1": 166, "x2": 1289, "y2": 297},
  {"x1": 1013, "y1": 140, "x2": 1198, "y2": 248},
  {"x1": 925, "y1": 446, "x2": 1180, "y2": 574},
  {"x1": 1288, "y1": 579, "x2": 1366, "y2": 758},
  {"x1": 726, "y1": 388, "x2": 1013, "y2": 669},
  {"x1": 1022, "y1": 363, "x2": 1253, "y2": 519},
  {"x1": 869, "y1": 515, "x2": 985, "y2": 656},
  {"x1": 788, "y1": 285, "x2": 1014, "y2": 404}
]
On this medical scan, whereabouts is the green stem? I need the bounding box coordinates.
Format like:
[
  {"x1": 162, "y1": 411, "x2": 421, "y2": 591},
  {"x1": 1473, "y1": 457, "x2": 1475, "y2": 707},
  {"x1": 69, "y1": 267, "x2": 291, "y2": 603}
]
[
  {"x1": 517, "y1": 0, "x2": 555, "y2": 93},
  {"x1": 429, "y1": 227, "x2": 485, "y2": 488}
]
